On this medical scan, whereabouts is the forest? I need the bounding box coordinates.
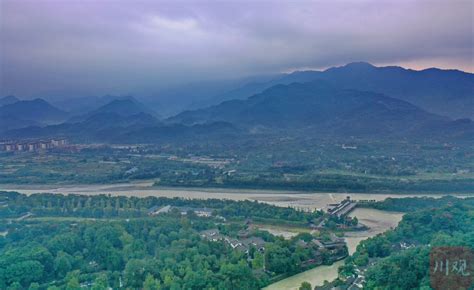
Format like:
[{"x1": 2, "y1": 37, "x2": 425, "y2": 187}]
[{"x1": 0, "y1": 192, "x2": 344, "y2": 289}]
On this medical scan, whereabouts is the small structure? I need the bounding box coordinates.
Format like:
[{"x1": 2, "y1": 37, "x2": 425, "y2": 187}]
[
  {"x1": 200, "y1": 229, "x2": 223, "y2": 242},
  {"x1": 148, "y1": 205, "x2": 172, "y2": 215},
  {"x1": 148, "y1": 205, "x2": 213, "y2": 217},
  {"x1": 242, "y1": 237, "x2": 266, "y2": 253}
]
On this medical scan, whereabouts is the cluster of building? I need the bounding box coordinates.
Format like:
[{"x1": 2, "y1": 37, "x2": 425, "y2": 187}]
[
  {"x1": 200, "y1": 229, "x2": 267, "y2": 254},
  {"x1": 0, "y1": 138, "x2": 68, "y2": 152},
  {"x1": 297, "y1": 233, "x2": 348, "y2": 266},
  {"x1": 148, "y1": 205, "x2": 215, "y2": 218}
]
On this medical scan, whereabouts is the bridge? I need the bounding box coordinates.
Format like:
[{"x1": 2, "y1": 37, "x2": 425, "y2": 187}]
[{"x1": 328, "y1": 196, "x2": 358, "y2": 218}]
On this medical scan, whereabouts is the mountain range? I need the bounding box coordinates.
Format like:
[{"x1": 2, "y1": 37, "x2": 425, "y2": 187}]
[
  {"x1": 66, "y1": 98, "x2": 159, "y2": 124},
  {"x1": 1, "y1": 62, "x2": 472, "y2": 142},
  {"x1": 207, "y1": 62, "x2": 473, "y2": 119},
  {"x1": 169, "y1": 80, "x2": 471, "y2": 139},
  {"x1": 0, "y1": 98, "x2": 68, "y2": 132}
]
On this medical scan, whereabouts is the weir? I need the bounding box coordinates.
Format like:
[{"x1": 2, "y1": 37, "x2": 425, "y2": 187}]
[{"x1": 328, "y1": 196, "x2": 358, "y2": 218}]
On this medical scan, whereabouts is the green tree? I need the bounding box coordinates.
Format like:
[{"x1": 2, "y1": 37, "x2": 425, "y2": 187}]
[
  {"x1": 124, "y1": 259, "x2": 146, "y2": 288},
  {"x1": 7, "y1": 282, "x2": 22, "y2": 290},
  {"x1": 28, "y1": 282, "x2": 40, "y2": 290},
  {"x1": 92, "y1": 274, "x2": 108, "y2": 290},
  {"x1": 53, "y1": 252, "x2": 72, "y2": 278},
  {"x1": 65, "y1": 271, "x2": 81, "y2": 290},
  {"x1": 143, "y1": 274, "x2": 161, "y2": 290},
  {"x1": 252, "y1": 252, "x2": 264, "y2": 269},
  {"x1": 299, "y1": 281, "x2": 312, "y2": 290},
  {"x1": 265, "y1": 244, "x2": 293, "y2": 274}
]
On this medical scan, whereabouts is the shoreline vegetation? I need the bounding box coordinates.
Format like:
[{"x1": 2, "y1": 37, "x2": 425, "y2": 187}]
[{"x1": 322, "y1": 197, "x2": 474, "y2": 289}]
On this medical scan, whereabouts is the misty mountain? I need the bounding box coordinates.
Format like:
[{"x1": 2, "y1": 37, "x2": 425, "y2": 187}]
[
  {"x1": 0, "y1": 115, "x2": 40, "y2": 133},
  {"x1": 88, "y1": 98, "x2": 158, "y2": 117},
  {"x1": 0, "y1": 98, "x2": 68, "y2": 125},
  {"x1": 4, "y1": 112, "x2": 160, "y2": 140},
  {"x1": 0, "y1": 95, "x2": 20, "y2": 107},
  {"x1": 48, "y1": 95, "x2": 154, "y2": 116},
  {"x1": 206, "y1": 62, "x2": 473, "y2": 119},
  {"x1": 317, "y1": 62, "x2": 474, "y2": 119},
  {"x1": 169, "y1": 81, "x2": 471, "y2": 139},
  {"x1": 4, "y1": 80, "x2": 471, "y2": 142},
  {"x1": 67, "y1": 98, "x2": 159, "y2": 124},
  {"x1": 138, "y1": 74, "x2": 282, "y2": 117},
  {"x1": 3, "y1": 110, "x2": 239, "y2": 143}
]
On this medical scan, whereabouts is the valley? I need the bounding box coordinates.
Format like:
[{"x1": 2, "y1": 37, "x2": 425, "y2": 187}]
[{"x1": 2, "y1": 2, "x2": 473, "y2": 289}]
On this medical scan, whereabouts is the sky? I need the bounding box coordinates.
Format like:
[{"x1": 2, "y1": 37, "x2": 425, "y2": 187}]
[{"x1": 1, "y1": 0, "x2": 473, "y2": 98}]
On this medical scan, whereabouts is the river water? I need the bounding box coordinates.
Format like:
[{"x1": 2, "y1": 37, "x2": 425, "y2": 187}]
[
  {"x1": 264, "y1": 208, "x2": 403, "y2": 290},
  {"x1": 1, "y1": 182, "x2": 465, "y2": 211}
]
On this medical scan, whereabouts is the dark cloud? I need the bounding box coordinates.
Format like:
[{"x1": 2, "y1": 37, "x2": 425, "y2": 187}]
[{"x1": 1, "y1": 0, "x2": 472, "y2": 98}]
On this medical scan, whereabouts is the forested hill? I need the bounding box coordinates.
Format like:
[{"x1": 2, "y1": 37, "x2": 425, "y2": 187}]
[
  {"x1": 208, "y1": 62, "x2": 474, "y2": 120},
  {"x1": 335, "y1": 197, "x2": 474, "y2": 289},
  {"x1": 169, "y1": 81, "x2": 473, "y2": 140}
]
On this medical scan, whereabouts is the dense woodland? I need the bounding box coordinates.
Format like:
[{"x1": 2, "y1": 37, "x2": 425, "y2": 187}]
[
  {"x1": 0, "y1": 192, "x2": 341, "y2": 289},
  {"x1": 361, "y1": 195, "x2": 474, "y2": 212},
  {"x1": 0, "y1": 191, "x2": 322, "y2": 225}
]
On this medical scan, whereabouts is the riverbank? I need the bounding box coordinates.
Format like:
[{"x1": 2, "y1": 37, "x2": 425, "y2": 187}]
[
  {"x1": 263, "y1": 208, "x2": 403, "y2": 290},
  {"x1": 1, "y1": 183, "x2": 469, "y2": 211}
]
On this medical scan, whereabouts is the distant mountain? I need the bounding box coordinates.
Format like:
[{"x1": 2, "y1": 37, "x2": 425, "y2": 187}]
[
  {"x1": 0, "y1": 115, "x2": 40, "y2": 133},
  {"x1": 207, "y1": 62, "x2": 473, "y2": 119},
  {"x1": 3, "y1": 111, "x2": 238, "y2": 143},
  {"x1": 0, "y1": 95, "x2": 19, "y2": 107},
  {"x1": 0, "y1": 98, "x2": 68, "y2": 125},
  {"x1": 91, "y1": 98, "x2": 157, "y2": 117},
  {"x1": 4, "y1": 112, "x2": 160, "y2": 140},
  {"x1": 316, "y1": 62, "x2": 474, "y2": 119},
  {"x1": 169, "y1": 81, "x2": 472, "y2": 139},
  {"x1": 67, "y1": 98, "x2": 159, "y2": 124},
  {"x1": 5, "y1": 81, "x2": 470, "y2": 142},
  {"x1": 49, "y1": 95, "x2": 152, "y2": 116}
]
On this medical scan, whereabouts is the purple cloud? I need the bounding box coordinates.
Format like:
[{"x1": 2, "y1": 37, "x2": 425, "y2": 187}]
[{"x1": 1, "y1": 0, "x2": 472, "y2": 98}]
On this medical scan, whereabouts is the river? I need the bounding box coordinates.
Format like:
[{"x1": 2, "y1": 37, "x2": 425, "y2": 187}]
[
  {"x1": 263, "y1": 208, "x2": 404, "y2": 290},
  {"x1": 0, "y1": 182, "x2": 465, "y2": 211}
]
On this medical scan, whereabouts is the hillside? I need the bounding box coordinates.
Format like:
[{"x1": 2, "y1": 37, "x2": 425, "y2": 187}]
[
  {"x1": 209, "y1": 62, "x2": 473, "y2": 119},
  {"x1": 169, "y1": 81, "x2": 471, "y2": 139},
  {"x1": 0, "y1": 98, "x2": 68, "y2": 126},
  {"x1": 67, "y1": 98, "x2": 159, "y2": 124},
  {"x1": 0, "y1": 95, "x2": 19, "y2": 107}
]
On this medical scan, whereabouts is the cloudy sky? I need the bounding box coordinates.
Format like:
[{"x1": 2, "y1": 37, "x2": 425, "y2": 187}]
[{"x1": 1, "y1": 0, "x2": 473, "y2": 98}]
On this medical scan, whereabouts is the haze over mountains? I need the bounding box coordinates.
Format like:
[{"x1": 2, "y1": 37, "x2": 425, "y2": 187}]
[
  {"x1": 1, "y1": 62, "x2": 472, "y2": 142},
  {"x1": 170, "y1": 81, "x2": 470, "y2": 138},
  {"x1": 0, "y1": 98, "x2": 68, "y2": 133},
  {"x1": 204, "y1": 62, "x2": 474, "y2": 119}
]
